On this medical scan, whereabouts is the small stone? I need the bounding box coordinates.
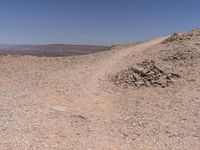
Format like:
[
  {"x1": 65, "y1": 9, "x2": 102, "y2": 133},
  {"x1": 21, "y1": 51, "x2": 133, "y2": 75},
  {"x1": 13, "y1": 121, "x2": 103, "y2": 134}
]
[{"x1": 155, "y1": 76, "x2": 168, "y2": 86}]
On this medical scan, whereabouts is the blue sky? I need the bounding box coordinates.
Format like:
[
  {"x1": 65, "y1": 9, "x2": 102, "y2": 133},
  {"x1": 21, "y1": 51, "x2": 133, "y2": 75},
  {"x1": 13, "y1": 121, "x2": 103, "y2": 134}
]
[{"x1": 0, "y1": 0, "x2": 199, "y2": 45}]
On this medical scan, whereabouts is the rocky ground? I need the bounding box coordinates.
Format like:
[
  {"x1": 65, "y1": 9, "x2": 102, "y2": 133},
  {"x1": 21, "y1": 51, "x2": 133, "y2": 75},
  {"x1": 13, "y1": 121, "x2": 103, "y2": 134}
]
[
  {"x1": 111, "y1": 60, "x2": 180, "y2": 88},
  {"x1": 1, "y1": 29, "x2": 200, "y2": 149}
]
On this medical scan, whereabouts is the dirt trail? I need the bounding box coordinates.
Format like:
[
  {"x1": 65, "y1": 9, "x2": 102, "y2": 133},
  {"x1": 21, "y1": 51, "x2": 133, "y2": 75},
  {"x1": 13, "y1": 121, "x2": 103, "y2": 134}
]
[
  {"x1": 84, "y1": 37, "x2": 167, "y2": 96},
  {"x1": 69, "y1": 37, "x2": 168, "y2": 120}
]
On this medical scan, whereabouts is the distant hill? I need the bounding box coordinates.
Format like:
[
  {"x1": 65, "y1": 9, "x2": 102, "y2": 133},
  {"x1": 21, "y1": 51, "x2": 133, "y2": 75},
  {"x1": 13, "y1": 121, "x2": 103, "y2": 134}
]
[
  {"x1": 0, "y1": 44, "x2": 110, "y2": 56},
  {"x1": 0, "y1": 44, "x2": 34, "y2": 49}
]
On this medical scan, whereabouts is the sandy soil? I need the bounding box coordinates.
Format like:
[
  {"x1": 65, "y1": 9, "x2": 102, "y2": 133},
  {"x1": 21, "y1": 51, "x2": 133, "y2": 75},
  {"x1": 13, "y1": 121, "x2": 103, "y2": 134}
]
[{"x1": 1, "y1": 30, "x2": 200, "y2": 149}]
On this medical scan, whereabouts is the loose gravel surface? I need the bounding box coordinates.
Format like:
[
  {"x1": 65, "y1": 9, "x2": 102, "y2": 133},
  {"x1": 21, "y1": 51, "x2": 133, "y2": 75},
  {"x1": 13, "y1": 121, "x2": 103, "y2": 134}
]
[{"x1": 1, "y1": 29, "x2": 200, "y2": 149}]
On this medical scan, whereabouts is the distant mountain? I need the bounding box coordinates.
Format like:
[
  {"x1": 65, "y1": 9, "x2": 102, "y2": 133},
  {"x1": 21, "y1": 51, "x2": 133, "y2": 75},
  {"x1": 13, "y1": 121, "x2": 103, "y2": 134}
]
[{"x1": 0, "y1": 44, "x2": 110, "y2": 56}]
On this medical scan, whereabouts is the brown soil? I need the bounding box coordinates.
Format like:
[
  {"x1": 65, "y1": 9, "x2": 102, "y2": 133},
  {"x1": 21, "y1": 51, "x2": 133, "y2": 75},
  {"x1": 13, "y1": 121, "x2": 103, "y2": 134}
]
[{"x1": 1, "y1": 29, "x2": 200, "y2": 149}]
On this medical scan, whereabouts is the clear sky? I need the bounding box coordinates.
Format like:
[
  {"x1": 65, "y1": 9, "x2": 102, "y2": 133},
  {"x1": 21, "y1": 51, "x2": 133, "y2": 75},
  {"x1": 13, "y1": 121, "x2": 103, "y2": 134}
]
[{"x1": 0, "y1": 0, "x2": 200, "y2": 45}]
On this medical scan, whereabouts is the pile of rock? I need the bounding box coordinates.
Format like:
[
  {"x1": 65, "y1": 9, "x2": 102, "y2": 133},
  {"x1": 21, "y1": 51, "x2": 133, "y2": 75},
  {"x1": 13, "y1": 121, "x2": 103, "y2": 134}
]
[
  {"x1": 112, "y1": 60, "x2": 180, "y2": 88},
  {"x1": 162, "y1": 33, "x2": 192, "y2": 44},
  {"x1": 163, "y1": 47, "x2": 200, "y2": 61},
  {"x1": 162, "y1": 29, "x2": 200, "y2": 44}
]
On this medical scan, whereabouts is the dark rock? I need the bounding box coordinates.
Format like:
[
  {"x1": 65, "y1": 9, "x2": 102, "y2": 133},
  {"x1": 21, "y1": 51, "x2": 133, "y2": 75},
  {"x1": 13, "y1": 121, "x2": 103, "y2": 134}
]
[
  {"x1": 162, "y1": 47, "x2": 200, "y2": 61},
  {"x1": 112, "y1": 60, "x2": 180, "y2": 88}
]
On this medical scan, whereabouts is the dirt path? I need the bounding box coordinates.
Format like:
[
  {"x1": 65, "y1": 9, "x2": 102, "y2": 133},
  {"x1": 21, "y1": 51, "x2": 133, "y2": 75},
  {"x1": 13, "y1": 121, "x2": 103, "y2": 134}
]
[
  {"x1": 84, "y1": 37, "x2": 167, "y2": 96},
  {"x1": 65, "y1": 37, "x2": 168, "y2": 122}
]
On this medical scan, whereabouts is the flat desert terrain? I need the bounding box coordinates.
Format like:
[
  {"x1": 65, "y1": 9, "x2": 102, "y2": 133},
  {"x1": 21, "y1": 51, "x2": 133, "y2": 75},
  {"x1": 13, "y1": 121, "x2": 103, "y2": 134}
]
[{"x1": 1, "y1": 29, "x2": 200, "y2": 149}]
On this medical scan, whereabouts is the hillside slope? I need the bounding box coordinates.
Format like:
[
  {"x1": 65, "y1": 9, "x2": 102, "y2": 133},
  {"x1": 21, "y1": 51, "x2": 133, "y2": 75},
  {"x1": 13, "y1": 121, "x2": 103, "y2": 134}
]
[{"x1": 1, "y1": 29, "x2": 200, "y2": 149}]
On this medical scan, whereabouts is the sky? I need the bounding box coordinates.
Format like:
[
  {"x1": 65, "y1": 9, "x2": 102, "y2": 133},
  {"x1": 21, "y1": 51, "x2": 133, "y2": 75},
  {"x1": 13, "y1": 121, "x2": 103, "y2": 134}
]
[{"x1": 0, "y1": 0, "x2": 200, "y2": 45}]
